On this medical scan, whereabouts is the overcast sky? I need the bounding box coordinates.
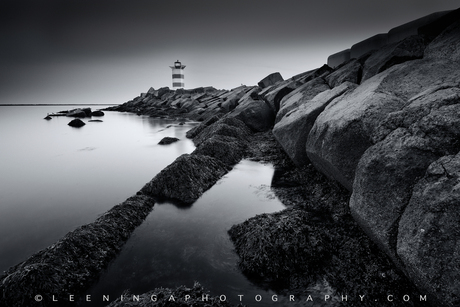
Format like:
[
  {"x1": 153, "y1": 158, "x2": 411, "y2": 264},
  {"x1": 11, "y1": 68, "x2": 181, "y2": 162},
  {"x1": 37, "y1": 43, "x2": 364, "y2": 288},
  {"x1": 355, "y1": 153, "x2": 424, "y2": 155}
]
[{"x1": 0, "y1": 0, "x2": 458, "y2": 105}]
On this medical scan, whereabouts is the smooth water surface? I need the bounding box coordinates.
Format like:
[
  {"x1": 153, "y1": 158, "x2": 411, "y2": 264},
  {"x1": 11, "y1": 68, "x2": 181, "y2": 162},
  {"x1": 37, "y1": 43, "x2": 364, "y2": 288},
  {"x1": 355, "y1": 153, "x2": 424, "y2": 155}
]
[
  {"x1": 0, "y1": 106, "x2": 197, "y2": 273},
  {"x1": 85, "y1": 160, "x2": 335, "y2": 307}
]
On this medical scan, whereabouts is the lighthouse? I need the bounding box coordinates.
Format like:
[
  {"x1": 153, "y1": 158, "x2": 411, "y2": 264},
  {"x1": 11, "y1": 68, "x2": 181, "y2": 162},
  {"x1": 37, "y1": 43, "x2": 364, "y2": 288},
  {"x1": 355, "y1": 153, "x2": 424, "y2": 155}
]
[{"x1": 170, "y1": 60, "x2": 186, "y2": 89}]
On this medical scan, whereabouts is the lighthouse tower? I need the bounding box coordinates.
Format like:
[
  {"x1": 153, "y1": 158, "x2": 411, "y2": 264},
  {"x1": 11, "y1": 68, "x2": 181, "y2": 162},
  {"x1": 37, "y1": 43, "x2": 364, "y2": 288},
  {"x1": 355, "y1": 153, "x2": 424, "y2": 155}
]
[{"x1": 170, "y1": 60, "x2": 186, "y2": 89}]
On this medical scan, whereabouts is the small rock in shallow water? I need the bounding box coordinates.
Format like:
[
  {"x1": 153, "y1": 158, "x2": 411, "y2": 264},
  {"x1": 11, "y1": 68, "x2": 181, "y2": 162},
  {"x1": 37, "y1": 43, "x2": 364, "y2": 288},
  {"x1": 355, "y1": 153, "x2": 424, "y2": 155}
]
[
  {"x1": 158, "y1": 137, "x2": 179, "y2": 145},
  {"x1": 68, "y1": 118, "x2": 85, "y2": 127}
]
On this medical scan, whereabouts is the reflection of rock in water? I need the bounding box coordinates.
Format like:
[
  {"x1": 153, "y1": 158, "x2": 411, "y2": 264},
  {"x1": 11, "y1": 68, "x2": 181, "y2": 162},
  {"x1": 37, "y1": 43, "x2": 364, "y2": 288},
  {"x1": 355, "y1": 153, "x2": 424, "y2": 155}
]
[{"x1": 250, "y1": 184, "x2": 277, "y2": 200}]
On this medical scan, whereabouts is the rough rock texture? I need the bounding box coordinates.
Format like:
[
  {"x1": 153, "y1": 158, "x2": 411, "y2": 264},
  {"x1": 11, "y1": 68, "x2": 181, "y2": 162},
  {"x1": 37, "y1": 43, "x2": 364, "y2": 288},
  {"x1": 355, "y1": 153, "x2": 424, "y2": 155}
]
[
  {"x1": 68, "y1": 118, "x2": 85, "y2": 127},
  {"x1": 273, "y1": 82, "x2": 357, "y2": 166},
  {"x1": 106, "y1": 282, "x2": 234, "y2": 307},
  {"x1": 306, "y1": 58, "x2": 460, "y2": 191},
  {"x1": 192, "y1": 117, "x2": 251, "y2": 147},
  {"x1": 325, "y1": 59, "x2": 363, "y2": 88},
  {"x1": 258, "y1": 72, "x2": 283, "y2": 88},
  {"x1": 140, "y1": 154, "x2": 231, "y2": 205},
  {"x1": 192, "y1": 135, "x2": 248, "y2": 166},
  {"x1": 361, "y1": 35, "x2": 428, "y2": 82},
  {"x1": 347, "y1": 20, "x2": 460, "y2": 307},
  {"x1": 227, "y1": 98, "x2": 275, "y2": 132},
  {"x1": 185, "y1": 114, "x2": 223, "y2": 139},
  {"x1": 0, "y1": 195, "x2": 154, "y2": 307},
  {"x1": 423, "y1": 20, "x2": 460, "y2": 61},
  {"x1": 276, "y1": 77, "x2": 331, "y2": 123},
  {"x1": 397, "y1": 154, "x2": 460, "y2": 307}
]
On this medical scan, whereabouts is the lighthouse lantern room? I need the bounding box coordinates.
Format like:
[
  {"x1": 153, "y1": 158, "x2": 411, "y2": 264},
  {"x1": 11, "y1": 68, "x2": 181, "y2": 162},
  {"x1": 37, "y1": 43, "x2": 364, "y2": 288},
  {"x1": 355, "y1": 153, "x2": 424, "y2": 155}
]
[{"x1": 170, "y1": 60, "x2": 186, "y2": 89}]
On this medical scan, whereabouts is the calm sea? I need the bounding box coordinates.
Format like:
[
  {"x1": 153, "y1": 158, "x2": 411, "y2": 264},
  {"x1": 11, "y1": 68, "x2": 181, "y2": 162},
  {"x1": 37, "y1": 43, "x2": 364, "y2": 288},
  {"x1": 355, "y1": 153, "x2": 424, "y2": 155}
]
[{"x1": 0, "y1": 106, "x2": 334, "y2": 307}]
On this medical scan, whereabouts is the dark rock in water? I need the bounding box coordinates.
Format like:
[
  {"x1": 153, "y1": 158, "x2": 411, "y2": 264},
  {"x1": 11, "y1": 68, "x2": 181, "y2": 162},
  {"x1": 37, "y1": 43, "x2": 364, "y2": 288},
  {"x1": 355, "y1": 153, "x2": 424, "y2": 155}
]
[
  {"x1": 158, "y1": 137, "x2": 179, "y2": 145},
  {"x1": 88, "y1": 119, "x2": 103, "y2": 122},
  {"x1": 140, "y1": 154, "x2": 230, "y2": 204},
  {"x1": 66, "y1": 109, "x2": 87, "y2": 118},
  {"x1": 91, "y1": 110, "x2": 105, "y2": 117},
  {"x1": 68, "y1": 119, "x2": 85, "y2": 127},
  {"x1": 44, "y1": 115, "x2": 52, "y2": 120},
  {"x1": 192, "y1": 135, "x2": 248, "y2": 166}
]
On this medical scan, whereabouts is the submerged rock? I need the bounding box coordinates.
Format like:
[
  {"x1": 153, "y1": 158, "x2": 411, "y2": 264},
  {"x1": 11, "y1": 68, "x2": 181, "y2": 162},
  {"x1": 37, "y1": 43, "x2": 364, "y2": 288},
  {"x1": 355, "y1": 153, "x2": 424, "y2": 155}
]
[{"x1": 68, "y1": 118, "x2": 85, "y2": 127}]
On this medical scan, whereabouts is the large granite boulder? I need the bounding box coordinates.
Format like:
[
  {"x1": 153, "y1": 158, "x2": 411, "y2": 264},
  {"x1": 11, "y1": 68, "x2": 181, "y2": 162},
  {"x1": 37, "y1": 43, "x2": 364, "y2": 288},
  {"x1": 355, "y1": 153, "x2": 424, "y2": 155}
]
[
  {"x1": 228, "y1": 98, "x2": 275, "y2": 132},
  {"x1": 360, "y1": 35, "x2": 428, "y2": 82},
  {"x1": 140, "y1": 154, "x2": 230, "y2": 205},
  {"x1": 306, "y1": 58, "x2": 460, "y2": 191},
  {"x1": 350, "y1": 85, "x2": 460, "y2": 269},
  {"x1": 258, "y1": 72, "x2": 283, "y2": 88},
  {"x1": 273, "y1": 82, "x2": 357, "y2": 166},
  {"x1": 423, "y1": 20, "x2": 460, "y2": 61},
  {"x1": 276, "y1": 77, "x2": 330, "y2": 123},
  {"x1": 347, "y1": 22, "x2": 460, "y2": 306},
  {"x1": 260, "y1": 79, "x2": 299, "y2": 113},
  {"x1": 397, "y1": 154, "x2": 460, "y2": 307},
  {"x1": 325, "y1": 59, "x2": 363, "y2": 88}
]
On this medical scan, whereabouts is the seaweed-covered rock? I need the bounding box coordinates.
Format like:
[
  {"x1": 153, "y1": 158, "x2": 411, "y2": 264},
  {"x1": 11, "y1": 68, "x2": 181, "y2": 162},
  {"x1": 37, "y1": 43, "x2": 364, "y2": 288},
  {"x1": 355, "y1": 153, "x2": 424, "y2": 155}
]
[
  {"x1": 192, "y1": 117, "x2": 251, "y2": 147},
  {"x1": 0, "y1": 195, "x2": 154, "y2": 307},
  {"x1": 228, "y1": 208, "x2": 331, "y2": 284},
  {"x1": 192, "y1": 135, "x2": 248, "y2": 166},
  {"x1": 106, "y1": 282, "x2": 234, "y2": 307},
  {"x1": 140, "y1": 154, "x2": 231, "y2": 205},
  {"x1": 185, "y1": 114, "x2": 223, "y2": 139}
]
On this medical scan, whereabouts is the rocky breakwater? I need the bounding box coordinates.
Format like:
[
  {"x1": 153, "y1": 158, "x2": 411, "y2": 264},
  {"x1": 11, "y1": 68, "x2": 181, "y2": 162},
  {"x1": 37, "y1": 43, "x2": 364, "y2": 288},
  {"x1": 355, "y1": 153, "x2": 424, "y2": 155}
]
[
  {"x1": 0, "y1": 82, "x2": 278, "y2": 306},
  {"x1": 270, "y1": 9, "x2": 460, "y2": 306}
]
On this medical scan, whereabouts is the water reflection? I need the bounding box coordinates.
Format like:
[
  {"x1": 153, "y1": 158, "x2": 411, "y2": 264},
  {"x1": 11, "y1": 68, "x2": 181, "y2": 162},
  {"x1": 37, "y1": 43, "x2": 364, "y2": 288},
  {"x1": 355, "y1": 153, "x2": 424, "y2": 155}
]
[{"x1": 85, "y1": 160, "x2": 287, "y2": 306}]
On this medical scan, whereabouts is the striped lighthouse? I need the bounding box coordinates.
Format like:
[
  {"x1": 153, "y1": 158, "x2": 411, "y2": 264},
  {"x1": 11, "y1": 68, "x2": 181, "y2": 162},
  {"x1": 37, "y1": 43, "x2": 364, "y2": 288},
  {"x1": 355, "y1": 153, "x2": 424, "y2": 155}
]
[{"x1": 170, "y1": 60, "x2": 186, "y2": 89}]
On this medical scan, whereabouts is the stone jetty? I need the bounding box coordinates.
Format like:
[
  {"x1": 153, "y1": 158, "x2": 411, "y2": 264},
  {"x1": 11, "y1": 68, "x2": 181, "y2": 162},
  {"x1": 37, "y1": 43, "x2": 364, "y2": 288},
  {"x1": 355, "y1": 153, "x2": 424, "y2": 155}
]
[{"x1": 1, "y1": 7, "x2": 460, "y2": 307}]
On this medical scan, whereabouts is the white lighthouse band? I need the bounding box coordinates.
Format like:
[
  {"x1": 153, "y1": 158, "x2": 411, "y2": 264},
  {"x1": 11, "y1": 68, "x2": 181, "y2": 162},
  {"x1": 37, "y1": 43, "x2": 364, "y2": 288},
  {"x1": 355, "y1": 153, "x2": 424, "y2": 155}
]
[{"x1": 170, "y1": 60, "x2": 186, "y2": 89}]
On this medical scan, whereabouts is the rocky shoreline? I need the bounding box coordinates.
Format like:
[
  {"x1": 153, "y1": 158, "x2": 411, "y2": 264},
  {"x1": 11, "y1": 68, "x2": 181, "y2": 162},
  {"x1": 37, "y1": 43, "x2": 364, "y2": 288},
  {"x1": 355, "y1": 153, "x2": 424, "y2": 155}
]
[{"x1": 1, "y1": 7, "x2": 460, "y2": 307}]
